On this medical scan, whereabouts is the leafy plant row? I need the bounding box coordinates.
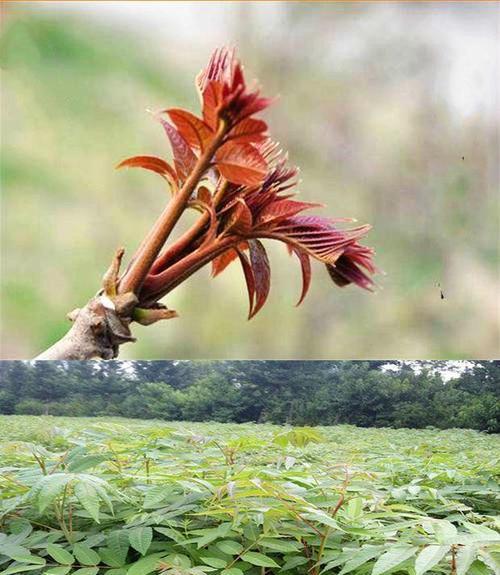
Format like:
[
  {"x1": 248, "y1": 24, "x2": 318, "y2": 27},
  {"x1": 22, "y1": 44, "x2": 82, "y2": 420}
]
[{"x1": 0, "y1": 417, "x2": 498, "y2": 575}]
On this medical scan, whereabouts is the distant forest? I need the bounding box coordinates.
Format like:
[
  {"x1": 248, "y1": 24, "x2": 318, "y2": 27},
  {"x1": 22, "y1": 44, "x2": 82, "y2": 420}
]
[{"x1": 0, "y1": 361, "x2": 498, "y2": 432}]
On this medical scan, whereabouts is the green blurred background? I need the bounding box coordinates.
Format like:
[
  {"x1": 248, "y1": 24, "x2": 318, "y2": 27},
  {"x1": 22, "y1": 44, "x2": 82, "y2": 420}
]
[{"x1": 1, "y1": 2, "x2": 498, "y2": 359}]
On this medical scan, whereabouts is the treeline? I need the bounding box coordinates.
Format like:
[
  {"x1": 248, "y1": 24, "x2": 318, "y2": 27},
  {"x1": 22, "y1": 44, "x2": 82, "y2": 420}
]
[{"x1": 0, "y1": 361, "x2": 498, "y2": 432}]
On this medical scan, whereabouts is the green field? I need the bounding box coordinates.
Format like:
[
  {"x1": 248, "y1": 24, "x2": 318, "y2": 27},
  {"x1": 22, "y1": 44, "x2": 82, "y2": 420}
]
[{"x1": 0, "y1": 416, "x2": 498, "y2": 575}]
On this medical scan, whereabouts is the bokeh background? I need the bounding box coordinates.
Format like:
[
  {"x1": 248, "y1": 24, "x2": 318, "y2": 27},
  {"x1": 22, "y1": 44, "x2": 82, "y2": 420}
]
[{"x1": 1, "y1": 2, "x2": 498, "y2": 359}]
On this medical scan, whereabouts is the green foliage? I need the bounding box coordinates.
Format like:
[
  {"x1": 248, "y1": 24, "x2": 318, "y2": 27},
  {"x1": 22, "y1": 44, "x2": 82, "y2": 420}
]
[
  {"x1": 272, "y1": 427, "x2": 323, "y2": 447},
  {"x1": 0, "y1": 416, "x2": 498, "y2": 575}
]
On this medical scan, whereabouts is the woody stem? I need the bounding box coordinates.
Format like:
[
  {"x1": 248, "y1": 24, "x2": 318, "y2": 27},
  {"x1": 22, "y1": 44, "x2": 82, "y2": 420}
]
[
  {"x1": 140, "y1": 236, "x2": 237, "y2": 306},
  {"x1": 150, "y1": 179, "x2": 230, "y2": 274},
  {"x1": 118, "y1": 121, "x2": 228, "y2": 295}
]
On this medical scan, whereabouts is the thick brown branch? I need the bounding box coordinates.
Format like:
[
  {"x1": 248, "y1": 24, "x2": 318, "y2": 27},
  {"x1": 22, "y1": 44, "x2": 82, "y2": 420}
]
[{"x1": 35, "y1": 296, "x2": 137, "y2": 360}]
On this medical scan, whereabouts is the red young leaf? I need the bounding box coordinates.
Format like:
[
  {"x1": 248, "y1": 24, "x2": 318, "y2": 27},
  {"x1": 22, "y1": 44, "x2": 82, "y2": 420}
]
[
  {"x1": 225, "y1": 198, "x2": 253, "y2": 234},
  {"x1": 326, "y1": 259, "x2": 374, "y2": 290},
  {"x1": 115, "y1": 155, "x2": 178, "y2": 184},
  {"x1": 236, "y1": 248, "x2": 256, "y2": 318},
  {"x1": 212, "y1": 249, "x2": 238, "y2": 277},
  {"x1": 239, "y1": 94, "x2": 275, "y2": 122},
  {"x1": 198, "y1": 48, "x2": 235, "y2": 94},
  {"x1": 212, "y1": 241, "x2": 248, "y2": 277},
  {"x1": 255, "y1": 199, "x2": 323, "y2": 227},
  {"x1": 326, "y1": 263, "x2": 350, "y2": 287},
  {"x1": 159, "y1": 119, "x2": 197, "y2": 181},
  {"x1": 228, "y1": 118, "x2": 268, "y2": 144},
  {"x1": 202, "y1": 80, "x2": 224, "y2": 130},
  {"x1": 166, "y1": 108, "x2": 214, "y2": 151},
  {"x1": 196, "y1": 48, "x2": 273, "y2": 133},
  {"x1": 248, "y1": 239, "x2": 270, "y2": 319},
  {"x1": 215, "y1": 142, "x2": 267, "y2": 186},
  {"x1": 272, "y1": 215, "x2": 371, "y2": 265},
  {"x1": 197, "y1": 185, "x2": 212, "y2": 204},
  {"x1": 189, "y1": 197, "x2": 218, "y2": 247},
  {"x1": 326, "y1": 243, "x2": 376, "y2": 291},
  {"x1": 291, "y1": 247, "x2": 312, "y2": 306}
]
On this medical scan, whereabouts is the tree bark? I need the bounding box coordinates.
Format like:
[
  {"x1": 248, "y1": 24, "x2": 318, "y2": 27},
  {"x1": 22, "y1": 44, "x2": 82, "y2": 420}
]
[{"x1": 35, "y1": 295, "x2": 137, "y2": 360}]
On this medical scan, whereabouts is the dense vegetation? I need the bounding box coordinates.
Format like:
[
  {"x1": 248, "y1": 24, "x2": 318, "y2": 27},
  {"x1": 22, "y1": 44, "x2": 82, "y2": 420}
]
[
  {"x1": 0, "y1": 416, "x2": 498, "y2": 575},
  {"x1": 0, "y1": 361, "x2": 498, "y2": 433}
]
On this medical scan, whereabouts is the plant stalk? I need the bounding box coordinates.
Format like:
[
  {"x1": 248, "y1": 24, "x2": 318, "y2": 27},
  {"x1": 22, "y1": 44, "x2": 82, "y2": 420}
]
[
  {"x1": 139, "y1": 236, "x2": 237, "y2": 306},
  {"x1": 119, "y1": 122, "x2": 228, "y2": 295},
  {"x1": 150, "y1": 179, "x2": 229, "y2": 274}
]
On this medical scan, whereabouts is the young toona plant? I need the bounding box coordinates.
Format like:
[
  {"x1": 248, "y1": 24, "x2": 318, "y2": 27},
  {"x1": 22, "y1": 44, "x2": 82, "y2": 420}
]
[{"x1": 36, "y1": 47, "x2": 377, "y2": 360}]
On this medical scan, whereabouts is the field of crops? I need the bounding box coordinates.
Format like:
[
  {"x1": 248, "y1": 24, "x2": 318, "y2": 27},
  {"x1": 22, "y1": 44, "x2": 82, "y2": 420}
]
[{"x1": 0, "y1": 416, "x2": 498, "y2": 575}]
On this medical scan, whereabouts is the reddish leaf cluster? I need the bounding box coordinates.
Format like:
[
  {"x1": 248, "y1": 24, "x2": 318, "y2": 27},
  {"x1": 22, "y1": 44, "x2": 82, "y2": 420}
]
[{"x1": 116, "y1": 48, "x2": 377, "y2": 319}]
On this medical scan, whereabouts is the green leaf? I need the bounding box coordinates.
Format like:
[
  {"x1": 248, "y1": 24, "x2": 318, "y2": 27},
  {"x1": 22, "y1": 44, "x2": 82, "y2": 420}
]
[
  {"x1": 91, "y1": 481, "x2": 114, "y2": 516},
  {"x1": 128, "y1": 526, "x2": 153, "y2": 556},
  {"x1": 72, "y1": 542, "x2": 100, "y2": 566},
  {"x1": 127, "y1": 553, "x2": 165, "y2": 575},
  {"x1": 463, "y1": 523, "x2": 500, "y2": 542},
  {"x1": 434, "y1": 521, "x2": 457, "y2": 544},
  {"x1": 1, "y1": 565, "x2": 45, "y2": 575},
  {"x1": 99, "y1": 547, "x2": 126, "y2": 568},
  {"x1": 304, "y1": 510, "x2": 340, "y2": 529},
  {"x1": 160, "y1": 554, "x2": 191, "y2": 568},
  {"x1": 478, "y1": 550, "x2": 500, "y2": 575},
  {"x1": 457, "y1": 546, "x2": 478, "y2": 575},
  {"x1": 241, "y1": 552, "x2": 280, "y2": 568},
  {"x1": 154, "y1": 527, "x2": 184, "y2": 544},
  {"x1": 415, "y1": 545, "x2": 449, "y2": 575},
  {"x1": 107, "y1": 530, "x2": 130, "y2": 564},
  {"x1": 0, "y1": 543, "x2": 34, "y2": 563},
  {"x1": 67, "y1": 454, "x2": 109, "y2": 473},
  {"x1": 6, "y1": 521, "x2": 32, "y2": 545},
  {"x1": 281, "y1": 556, "x2": 309, "y2": 571},
  {"x1": 44, "y1": 567, "x2": 72, "y2": 575},
  {"x1": 200, "y1": 556, "x2": 227, "y2": 568},
  {"x1": 259, "y1": 538, "x2": 299, "y2": 553},
  {"x1": 346, "y1": 497, "x2": 363, "y2": 520},
  {"x1": 46, "y1": 543, "x2": 74, "y2": 565},
  {"x1": 74, "y1": 480, "x2": 100, "y2": 523},
  {"x1": 34, "y1": 474, "x2": 73, "y2": 513},
  {"x1": 143, "y1": 485, "x2": 168, "y2": 508},
  {"x1": 468, "y1": 561, "x2": 491, "y2": 575},
  {"x1": 273, "y1": 427, "x2": 323, "y2": 447},
  {"x1": 216, "y1": 540, "x2": 244, "y2": 556},
  {"x1": 194, "y1": 529, "x2": 226, "y2": 549},
  {"x1": 72, "y1": 569, "x2": 99, "y2": 575},
  {"x1": 221, "y1": 569, "x2": 244, "y2": 575},
  {"x1": 372, "y1": 546, "x2": 418, "y2": 575},
  {"x1": 339, "y1": 546, "x2": 382, "y2": 575}
]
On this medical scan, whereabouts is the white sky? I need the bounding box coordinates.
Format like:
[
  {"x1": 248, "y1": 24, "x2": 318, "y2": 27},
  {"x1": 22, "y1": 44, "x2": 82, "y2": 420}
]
[{"x1": 382, "y1": 360, "x2": 474, "y2": 381}]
